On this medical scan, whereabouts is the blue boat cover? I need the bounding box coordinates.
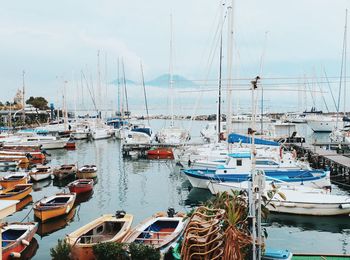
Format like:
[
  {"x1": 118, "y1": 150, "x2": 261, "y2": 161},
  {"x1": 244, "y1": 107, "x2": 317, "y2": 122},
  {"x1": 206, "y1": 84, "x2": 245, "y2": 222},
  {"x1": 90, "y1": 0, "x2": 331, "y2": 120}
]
[
  {"x1": 263, "y1": 248, "x2": 292, "y2": 259},
  {"x1": 228, "y1": 133, "x2": 279, "y2": 146}
]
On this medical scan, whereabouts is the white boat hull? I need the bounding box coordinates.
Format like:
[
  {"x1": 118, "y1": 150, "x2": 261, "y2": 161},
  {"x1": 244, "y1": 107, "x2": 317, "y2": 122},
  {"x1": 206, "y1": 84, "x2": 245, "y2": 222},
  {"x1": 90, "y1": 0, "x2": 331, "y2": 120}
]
[
  {"x1": 307, "y1": 120, "x2": 337, "y2": 132},
  {"x1": 30, "y1": 172, "x2": 52, "y2": 181},
  {"x1": 208, "y1": 182, "x2": 350, "y2": 216}
]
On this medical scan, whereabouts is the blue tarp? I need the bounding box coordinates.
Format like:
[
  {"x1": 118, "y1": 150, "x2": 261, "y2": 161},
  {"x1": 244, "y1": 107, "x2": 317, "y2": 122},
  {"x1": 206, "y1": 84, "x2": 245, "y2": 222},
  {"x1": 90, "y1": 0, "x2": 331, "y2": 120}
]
[{"x1": 228, "y1": 133, "x2": 279, "y2": 146}]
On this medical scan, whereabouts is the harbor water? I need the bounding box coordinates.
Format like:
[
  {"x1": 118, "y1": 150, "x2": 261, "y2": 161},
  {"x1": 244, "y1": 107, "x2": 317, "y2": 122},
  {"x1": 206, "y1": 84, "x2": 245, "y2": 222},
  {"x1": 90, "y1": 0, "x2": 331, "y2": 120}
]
[{"x1": 1, "y1": 119, "x2": 350, "y2": 259}]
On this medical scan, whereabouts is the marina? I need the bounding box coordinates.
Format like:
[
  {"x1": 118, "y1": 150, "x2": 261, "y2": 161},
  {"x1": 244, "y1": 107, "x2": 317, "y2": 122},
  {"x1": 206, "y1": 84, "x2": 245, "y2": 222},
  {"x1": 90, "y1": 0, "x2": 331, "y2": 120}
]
[{"x1": 1, "y1": 0, "x2": 350, "y2": 259}]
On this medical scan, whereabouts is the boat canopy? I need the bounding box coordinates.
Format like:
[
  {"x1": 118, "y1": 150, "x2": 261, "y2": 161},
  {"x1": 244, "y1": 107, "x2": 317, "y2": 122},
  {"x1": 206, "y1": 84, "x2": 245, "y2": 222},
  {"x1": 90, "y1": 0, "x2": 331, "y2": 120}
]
[{"x1": 228, "y1": 133, "x2": 279, "y2": 147}]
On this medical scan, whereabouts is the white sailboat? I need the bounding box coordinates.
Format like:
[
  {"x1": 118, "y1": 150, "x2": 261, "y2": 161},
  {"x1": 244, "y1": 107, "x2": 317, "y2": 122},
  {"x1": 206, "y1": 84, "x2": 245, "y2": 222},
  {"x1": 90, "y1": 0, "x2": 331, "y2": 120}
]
[{"x1": 156, "y1": 16, "x2": 190, "y2": 145}]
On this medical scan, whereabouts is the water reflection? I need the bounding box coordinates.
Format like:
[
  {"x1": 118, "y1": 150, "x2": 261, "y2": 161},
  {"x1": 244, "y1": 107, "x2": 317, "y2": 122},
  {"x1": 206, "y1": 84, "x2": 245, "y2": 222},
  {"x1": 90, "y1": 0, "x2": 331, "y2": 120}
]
[
  {"x1": 266, "y1": 213, "x2": 350, "y2": 233},
  {"x1": 32, "y1": 178, "x2": 52, "y2": 191},
  {"x1": 183, "y1": 187, "x2": 213, "y2": 207},
  {"x1": 21, "y1": 237, "x2": 39, "y2": 260},
  {"x1": 74, "y1": 190, "x2": 94, "y2": 205}
]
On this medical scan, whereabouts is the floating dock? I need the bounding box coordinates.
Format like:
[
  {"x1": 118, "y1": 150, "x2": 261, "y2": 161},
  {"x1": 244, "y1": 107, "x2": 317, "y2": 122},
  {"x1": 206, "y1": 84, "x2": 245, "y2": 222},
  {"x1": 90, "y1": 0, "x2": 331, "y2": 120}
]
[{"x1": 290, "y1": 142, "x2": 350, "y2": 187}]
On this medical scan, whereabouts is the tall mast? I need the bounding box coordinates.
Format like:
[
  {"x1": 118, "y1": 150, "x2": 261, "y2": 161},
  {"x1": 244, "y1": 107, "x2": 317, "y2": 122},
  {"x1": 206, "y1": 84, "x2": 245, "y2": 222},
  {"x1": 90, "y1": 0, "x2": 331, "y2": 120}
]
[
  {"x1": 217, "y1": 33, "x2": 223, "y2": 142},
  {"x1": 226, "y1": 0, "x2": 234, "y2": 143},
  {"x1": 22, "y1": 70, "x2": 25, "y2": 123},
  {"x1": 97, "y1": 50, "x2": 102, "y2": 119},
  {"x1": 344, "y1": 9, "x2": 348, "y2": 119},
  {"x1": 169, "y1": 14, "x2": 174, "y2": 127},
  {"x1": 140, "y1": 61, "x2": 150, "y2": 125},
  {"x1": 122, "y1": 60, "x2": 129, "y2": 119},
  {"x1": 249, "y1": 76, "x2": 260, "y2": 260}
]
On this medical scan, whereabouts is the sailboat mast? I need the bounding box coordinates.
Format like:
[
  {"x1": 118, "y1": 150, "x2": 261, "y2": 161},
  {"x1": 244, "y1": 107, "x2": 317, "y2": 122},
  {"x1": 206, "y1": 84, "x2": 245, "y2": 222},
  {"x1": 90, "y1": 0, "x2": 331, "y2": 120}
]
[
  {"x1": 122, "y1": 60, "x2": 129, "y2": 119},
  {"x1": 217, "y1": 34, "x2": 223, "y2": 142},
  {"x1": 226, "y1": 0, "x2": 234, "y2": 142},
  {"x1": 169, "y1": 14, "x2": 174, "y2": 127},
  {"x1": 97, "y1": 50, "x2": 102, "y2": 119},
  {"x1": 140, "y1": 62, "x2": 150, "y2": 125},
  {"x1": 344, "y1": 9, "x2": 348, "y2": 118}
]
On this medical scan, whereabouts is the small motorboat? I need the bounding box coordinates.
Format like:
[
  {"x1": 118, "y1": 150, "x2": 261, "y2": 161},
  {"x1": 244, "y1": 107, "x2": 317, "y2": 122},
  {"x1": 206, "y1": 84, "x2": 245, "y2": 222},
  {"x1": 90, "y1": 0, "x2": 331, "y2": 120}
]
[
  {"x1": 1, "y1": 222, "x2": 38, "y2": 260},
  {"x1": 77, "y1": 165, "x2": 97, "y2": 179},
  {"x1": 67, "y1": 211, "x2": 133, "y2": 260},
  {"x1": 68, "y1": 179, "x2": 94, "y2": 194},
  {"x1": 53, "y1": 164, "x2": 77, "y2": 180},
  {"x1": 147, "y1": 147, "x2": 174, "y2": 159},
  {"x1": 122, "y1": 208, "x2": 187, "y2": 251},
  {"x1": 33, "y1": 193, "x2": 76, "y2": 222},
  {"x1": 0, "y1": 173, "x2": 29, "y2": 189},
  {"x1": 29, "y1": 165, "x2": 53, "y2": 182},
  {"x1": 0, "y1": 184, "x2": 32, "y2": 201}
]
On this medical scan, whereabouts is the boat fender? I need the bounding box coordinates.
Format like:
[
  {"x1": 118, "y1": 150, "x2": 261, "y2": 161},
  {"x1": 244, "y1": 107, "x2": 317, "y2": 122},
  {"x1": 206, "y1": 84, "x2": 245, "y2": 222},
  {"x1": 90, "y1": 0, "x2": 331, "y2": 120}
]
[
  {"x1": 10, "y1": 252, "x2": 21, "y2": 258},
  {"x1": 21, "y1": 239, "x2": 30, "y2": 246},
  {"x1": 115, "y1": 210, "x2": 126, "y2": 219}
]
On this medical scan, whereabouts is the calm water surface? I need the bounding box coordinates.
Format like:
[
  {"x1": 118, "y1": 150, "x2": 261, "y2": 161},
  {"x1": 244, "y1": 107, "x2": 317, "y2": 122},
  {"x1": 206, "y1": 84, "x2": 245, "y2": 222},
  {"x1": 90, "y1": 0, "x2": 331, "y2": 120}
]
[{"x1": 2, "y1": 120, "x2": 350, "y2": 259}]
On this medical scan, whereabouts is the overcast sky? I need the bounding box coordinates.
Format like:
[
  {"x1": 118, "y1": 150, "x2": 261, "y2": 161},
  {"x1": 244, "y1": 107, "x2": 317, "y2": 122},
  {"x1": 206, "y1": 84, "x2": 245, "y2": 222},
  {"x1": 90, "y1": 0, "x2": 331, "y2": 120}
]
[{"x1": 1, "y1": 0, "x2": 350, "y2": 113}]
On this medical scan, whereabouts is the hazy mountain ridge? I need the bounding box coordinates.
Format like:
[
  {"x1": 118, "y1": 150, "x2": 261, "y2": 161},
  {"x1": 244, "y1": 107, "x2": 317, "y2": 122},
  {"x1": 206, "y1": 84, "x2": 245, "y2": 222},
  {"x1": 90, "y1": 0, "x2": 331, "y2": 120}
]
[{"x1": 111, "y1": 74, "x2": 197, "y2": 88}]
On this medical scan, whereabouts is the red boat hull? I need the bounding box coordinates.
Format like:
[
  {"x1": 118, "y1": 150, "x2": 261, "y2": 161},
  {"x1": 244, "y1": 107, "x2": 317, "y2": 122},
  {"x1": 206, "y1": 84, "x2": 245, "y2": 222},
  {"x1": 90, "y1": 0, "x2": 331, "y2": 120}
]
[
  {"x1": 147, "y1": 148, "x2": 174, "y2": 159},
  {"x1": 68, "y1": 180, "x2": 93, "y2": 194}
]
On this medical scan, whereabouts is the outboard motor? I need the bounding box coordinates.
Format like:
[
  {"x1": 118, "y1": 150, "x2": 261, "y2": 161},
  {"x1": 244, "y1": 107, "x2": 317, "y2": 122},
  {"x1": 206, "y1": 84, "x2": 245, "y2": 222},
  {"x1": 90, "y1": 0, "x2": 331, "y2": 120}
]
[
  {"x1": 167, "y1": 208, "x2": 176, "y2": 218},
  {"x1": 115, "y1": 210, "x2": 126, "y2": 219},
  {"x1": 41, "y1": 150, "x2": 51, "y2": 157}
]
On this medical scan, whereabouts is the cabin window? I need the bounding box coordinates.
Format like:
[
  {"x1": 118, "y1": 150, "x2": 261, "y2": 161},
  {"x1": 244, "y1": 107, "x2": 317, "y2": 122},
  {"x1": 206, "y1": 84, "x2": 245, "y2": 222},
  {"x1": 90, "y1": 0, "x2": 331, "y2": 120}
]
[
  {"x1": 96, "y1": 225, "x2": 104, "y2": 234},
  {"x1": 237, "y1": 159, "x2": 242, "y2": 166}
]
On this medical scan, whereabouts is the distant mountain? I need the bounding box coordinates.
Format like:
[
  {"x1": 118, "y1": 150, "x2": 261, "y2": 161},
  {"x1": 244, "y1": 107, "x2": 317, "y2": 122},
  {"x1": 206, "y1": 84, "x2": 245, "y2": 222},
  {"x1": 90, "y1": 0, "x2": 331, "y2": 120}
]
[
  {"x1": 110, "y1": 78, "x2": 137, "y2": 85},
  {"x1": 145, "y1": 74, "x2": 197, "y2": 88},
  {"x1": 110, "y1": 74, "x2": 197, "y2": 88}
]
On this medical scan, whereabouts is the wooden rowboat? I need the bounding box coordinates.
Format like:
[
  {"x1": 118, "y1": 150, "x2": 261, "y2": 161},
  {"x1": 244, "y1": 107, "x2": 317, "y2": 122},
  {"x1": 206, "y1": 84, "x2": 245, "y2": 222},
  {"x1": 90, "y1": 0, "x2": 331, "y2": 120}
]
[
  {"x1": 1, "y1": 222, "x2": 38, "y2": 260},
  {"x1": 0, "y1": 173, "x2": 29, "y2": 189},
  {"x1": 53, "y1": 164, "x2": 77, "y2": 180},
  {"x1": 67, "y1": 211, "x2": 133, "y2": 260},
  {"x1": 0, "y1": 184, "x2": 32, "y2": 201},
  {"x1": 68, "y1": 179, "x2": 94, "y2": 194},
  {"x1": 29, "y1": 165, "x2": 52, "y2": 181},
  {"x1": 122, "y1": 209, "x2": 187, "y2": 251},
  {"x1": 77, "y1": 165, "x2": 97, "y2": 179},
  {"x1": 33, "y1": 193, "x2": 76, "y2": 222}
]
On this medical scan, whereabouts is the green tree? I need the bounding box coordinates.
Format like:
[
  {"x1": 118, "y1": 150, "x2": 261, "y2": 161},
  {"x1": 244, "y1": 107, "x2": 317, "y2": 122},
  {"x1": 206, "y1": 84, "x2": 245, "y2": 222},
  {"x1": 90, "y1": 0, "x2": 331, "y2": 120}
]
[{"x1": 26, "y1": 96, "x2": 49, "y2": 110}]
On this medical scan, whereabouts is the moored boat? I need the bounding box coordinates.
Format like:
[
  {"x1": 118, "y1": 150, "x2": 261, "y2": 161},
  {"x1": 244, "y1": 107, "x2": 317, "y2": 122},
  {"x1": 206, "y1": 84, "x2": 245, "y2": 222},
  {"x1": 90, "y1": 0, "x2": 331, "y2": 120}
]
[
  {"x1": 0, "y1": 173, "x2": 29, "y2": 189},
  {"x1": 68, "y1": 179, "x2": 94, "y2": 194},
  {"x1": 208, "y1": 181, "x2": 350, "y2": 216},
  {"x1": 53, "y1": 164, "x2": 77, "y2": 180},
  {"x1": 147, "y1": 147, "x2": 174, "y2": 159},
  {"x1": 29, "y1": 165, "x2": 52, "y2": 181},
  {"x1": 67, "y1": 211, "x2": 133, "y2": 260},
  {"x1": 122, "y1": 209, "x2": 187, "y2": 252},
  {"x1": 0, "y1": 184, "x2": 32, "y2": 201},
  {"x1": 2, "y1": 222, "x2": 38, "y2": 260},
  {"x1": 33, "y1": 193, "x2": 76, "y2": 222},
  {"x1": 77, "y1": 165, "x2": 97, "y2": 179}
]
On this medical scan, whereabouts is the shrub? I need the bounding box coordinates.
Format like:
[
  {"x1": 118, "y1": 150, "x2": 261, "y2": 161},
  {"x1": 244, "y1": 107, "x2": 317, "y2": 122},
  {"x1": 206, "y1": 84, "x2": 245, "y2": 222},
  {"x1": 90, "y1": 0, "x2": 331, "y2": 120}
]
[
  {"x1": 129, "y1": 243, "x2": 160, "y2": 260},
  {"x1": 93, "y1": 242, "x2": 128, "y2": 260},
  {"x1": 50, "y1": 239, "x2": 71, "y2": 260}
]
